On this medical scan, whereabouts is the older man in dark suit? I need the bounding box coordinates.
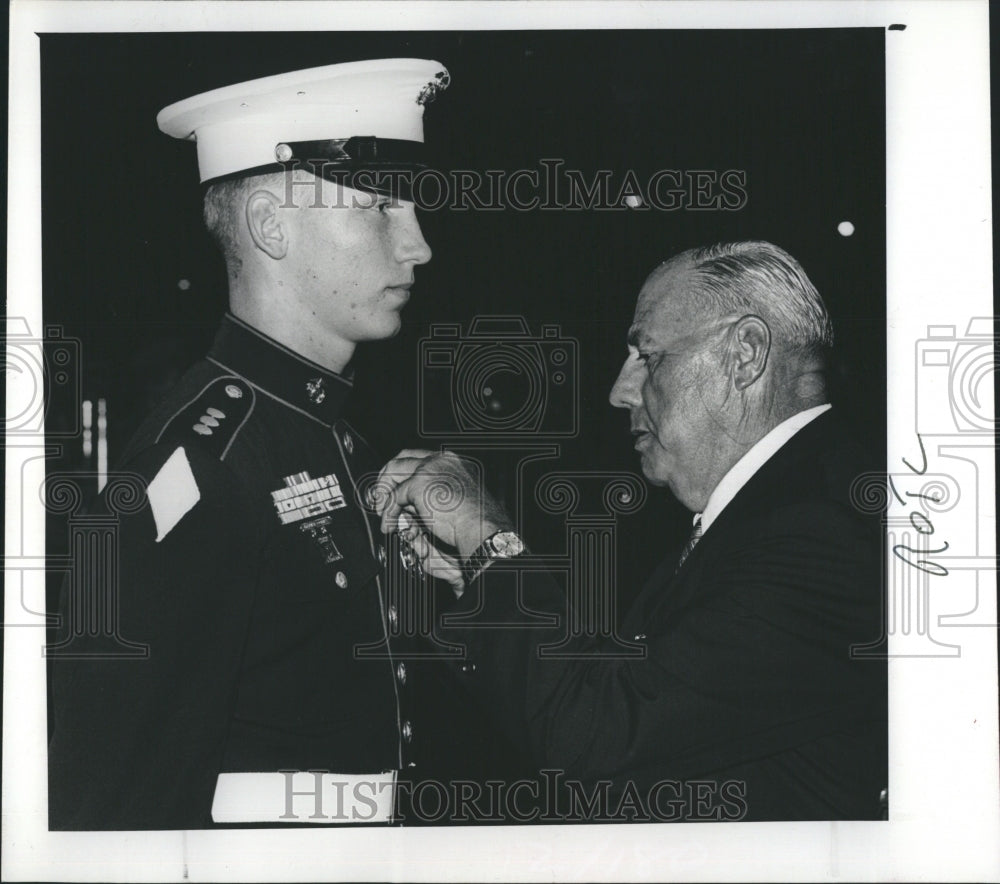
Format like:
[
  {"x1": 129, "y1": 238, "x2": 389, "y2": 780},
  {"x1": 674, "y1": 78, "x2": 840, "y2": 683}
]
[{"x1": 375, "y1": 241, "x2": 887, "y2": 821}]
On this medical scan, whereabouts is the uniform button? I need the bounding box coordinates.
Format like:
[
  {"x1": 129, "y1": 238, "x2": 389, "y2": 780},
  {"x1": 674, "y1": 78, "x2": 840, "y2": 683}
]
[
  {"x1": 459, "y1": 662, "x2": 477, "y2": 674},
  {"x1": 387, "y1": 605, "x2": 399, "y2": 628},
  {"x1": 205, "y1": 407, "x2": 225, "y2": 419},
  {"x1": 402, "y1": 720, "x2": 413, "y2": 742},
  {"x1": 225, "y1": 384, "x2": 243, "y2": 399},
  {"x1": 377, "y1": 544, "x2": 387, "y2": 565},
  {"x1": 342, "y1": 431, "x2": 354, "y2": 454},
  {"x1": 396, "y1": 662, "x2": 407, "y2": 684},
  {"x1": 335, "y1": 571, "x2": 348, "y2": 589},
  {"x1": 192, "y1": 423, "x2": 212, "y2": 436}
]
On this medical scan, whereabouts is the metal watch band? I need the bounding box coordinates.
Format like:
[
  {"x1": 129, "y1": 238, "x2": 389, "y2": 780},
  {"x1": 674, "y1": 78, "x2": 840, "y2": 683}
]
[{"x1": 460, "y1": 530, "x2": 525, "y2": 587}]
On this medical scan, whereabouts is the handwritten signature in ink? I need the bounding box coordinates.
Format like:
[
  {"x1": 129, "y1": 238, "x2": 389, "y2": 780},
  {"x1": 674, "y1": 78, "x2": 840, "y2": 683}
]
[{"x1": 890, "y1": 433, "x2": 949, "y2": 576}]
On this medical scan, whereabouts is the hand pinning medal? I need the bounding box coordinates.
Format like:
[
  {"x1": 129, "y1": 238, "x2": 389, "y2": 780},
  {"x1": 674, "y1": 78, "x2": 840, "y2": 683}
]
[
  {"x1": 396, "y1": 511, "x2": 425, "y2": 579},
  {"x1": 367, "y1": 482, "x2": 429, "y2": 580},
  {"x1": 367, "y1": 473, "x2": 465, "y2": 589}
]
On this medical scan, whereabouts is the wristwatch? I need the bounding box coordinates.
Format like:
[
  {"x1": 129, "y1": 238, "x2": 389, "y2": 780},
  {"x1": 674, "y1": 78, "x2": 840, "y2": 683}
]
[{"x1": 461, "y1": 530, "x2": 526, "y2": 586}]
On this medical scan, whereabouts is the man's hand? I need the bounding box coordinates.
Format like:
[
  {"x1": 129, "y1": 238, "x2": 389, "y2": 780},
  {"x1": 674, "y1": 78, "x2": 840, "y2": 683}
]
[
  {"x1": 396, "y1": 511, "x2": 465, "y2": 591},
  {"x1": 373, "y1": 449, "x2": 513, "y2": 575}
]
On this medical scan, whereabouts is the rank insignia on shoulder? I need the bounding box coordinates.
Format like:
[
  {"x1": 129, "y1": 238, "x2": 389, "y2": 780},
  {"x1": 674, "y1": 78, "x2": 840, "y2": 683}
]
[
  {"x1": 271, "y1": 471, "x2": 347, "y2": 525},
  {"x1": 157, "y1": 376, "x2": 254, "y2": 461}
]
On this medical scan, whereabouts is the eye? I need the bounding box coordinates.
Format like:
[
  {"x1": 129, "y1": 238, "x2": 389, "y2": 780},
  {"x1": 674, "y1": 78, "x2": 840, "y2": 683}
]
[
  {"x1": 626, "y1": 344, "x2": 656, "y2": 369},
  {"x1": 359, "y1": 194, "x2": 393, "y2": 213}
]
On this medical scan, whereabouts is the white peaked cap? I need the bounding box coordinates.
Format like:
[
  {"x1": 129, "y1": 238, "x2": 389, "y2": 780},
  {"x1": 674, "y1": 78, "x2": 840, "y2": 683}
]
[{"x1": 157, "y1": 58, "x2": 450, "y2": 183}]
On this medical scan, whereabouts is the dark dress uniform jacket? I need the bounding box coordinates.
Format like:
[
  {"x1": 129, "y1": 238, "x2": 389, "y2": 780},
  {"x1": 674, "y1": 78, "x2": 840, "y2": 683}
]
[
  {"x1": 441, "y1": 410, "x2": 887, "y2": 821},
  {"x1": 49, "y1": 314, "x2": 412, "y2": 829}
]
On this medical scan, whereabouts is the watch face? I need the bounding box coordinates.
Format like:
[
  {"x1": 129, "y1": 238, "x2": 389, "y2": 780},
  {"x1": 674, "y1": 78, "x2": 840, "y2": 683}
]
[{"x1": 491, "y1": 531, "x2": 525, "y2": 557}]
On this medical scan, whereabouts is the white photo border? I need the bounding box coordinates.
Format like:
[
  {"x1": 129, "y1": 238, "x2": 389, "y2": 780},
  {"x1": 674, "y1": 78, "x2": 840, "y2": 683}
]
[{"x1": 4, "y1": 1, "x2": 996, "y2": 881}]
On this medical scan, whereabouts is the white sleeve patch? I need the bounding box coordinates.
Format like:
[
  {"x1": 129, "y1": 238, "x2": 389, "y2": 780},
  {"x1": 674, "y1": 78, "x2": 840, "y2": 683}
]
[{"x1": 147, "y1": 446, "x2": 201, "y2": 542}]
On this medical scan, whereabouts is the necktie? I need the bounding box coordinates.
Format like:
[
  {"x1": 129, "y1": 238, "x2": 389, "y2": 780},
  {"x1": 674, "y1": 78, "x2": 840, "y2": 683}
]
[{"x1": 675, "y1": 515, "x2": 703, "y2": 572}]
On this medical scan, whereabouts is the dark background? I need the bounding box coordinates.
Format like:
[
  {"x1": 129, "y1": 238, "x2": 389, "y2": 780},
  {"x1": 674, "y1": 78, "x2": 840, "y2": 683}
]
[
  {"x1": 42, "y1": 28, "x2": 886, "y2": 565},
  {"x1": 41, "y1": 29, "x2": 886, "y2": 805}
]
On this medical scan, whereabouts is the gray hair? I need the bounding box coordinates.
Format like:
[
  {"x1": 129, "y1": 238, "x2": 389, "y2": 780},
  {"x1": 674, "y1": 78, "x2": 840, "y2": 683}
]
[{"x1": 670, "y1": 241, "x2": 834, "y2": 354}]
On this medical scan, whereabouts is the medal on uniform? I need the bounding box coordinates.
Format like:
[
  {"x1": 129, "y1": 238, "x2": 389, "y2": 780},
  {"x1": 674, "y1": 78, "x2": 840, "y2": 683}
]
[
  {"x1": 270, "y1": 471, "x2": 347, "y2": 524},
  {"x1": 298, "y1": 515, "x2": 344, "y2": 564},
  {"x1": 271, "y1": 471, "x2": 349, "y2": 563},
  {"x1": 397, "y1": 533, "x2": 424, "y2": 578}
]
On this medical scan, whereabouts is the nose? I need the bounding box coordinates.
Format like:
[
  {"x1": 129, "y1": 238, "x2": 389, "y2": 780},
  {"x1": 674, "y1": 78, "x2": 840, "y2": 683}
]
[
  {"x1": 394, "y1": 206, "x2": 432, "y2": 266},
  {"x1": 609, "y1": 357, "x2": 643, "y2": 409}
]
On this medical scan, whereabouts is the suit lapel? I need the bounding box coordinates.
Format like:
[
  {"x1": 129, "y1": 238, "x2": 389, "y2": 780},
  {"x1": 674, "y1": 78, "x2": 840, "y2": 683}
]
[
  {"x1": 624, "y1": 410, "x2": 842, "y2": 633},
  {"x1": 622, "y1": 551, "x2": 682, "y2": 637}
]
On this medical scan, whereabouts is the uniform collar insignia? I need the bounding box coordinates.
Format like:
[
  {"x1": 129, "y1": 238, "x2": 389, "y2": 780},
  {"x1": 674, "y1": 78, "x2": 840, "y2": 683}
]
[
  {"x1": 306, "y1": 377, "x2": 327, "y2": 405},
  {"x1": 208, "y1": 313, "x2": 352, "y2": 426}
]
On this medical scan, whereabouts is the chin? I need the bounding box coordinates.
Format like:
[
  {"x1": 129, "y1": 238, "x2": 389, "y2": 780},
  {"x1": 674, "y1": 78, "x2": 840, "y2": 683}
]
[
  {"x1": 643, "y1": 471, "x2": 672, "y2": 488},
  {"x1": 363, "y1": 316, "x2": 403, "y2": 341},
  {"x1": 637, "y1": 456, "x2": 671, "y2": 487}
]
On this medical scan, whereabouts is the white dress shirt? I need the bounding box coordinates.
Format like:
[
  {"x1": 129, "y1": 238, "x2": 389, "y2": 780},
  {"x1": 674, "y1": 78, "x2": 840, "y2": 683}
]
[{"x1": 696, "y1": 403, "x2": 832, "y2": 534}]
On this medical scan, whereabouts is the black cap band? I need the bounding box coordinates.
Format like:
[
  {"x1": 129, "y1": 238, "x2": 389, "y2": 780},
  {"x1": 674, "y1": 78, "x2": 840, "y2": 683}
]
[
  {"x1": 202, "y1": 136, "x2": 430, "y2": 201},
  {"x1": 283, "y1": 136, "x2": 426, "y2": 201},
  {"x1": 281, "y1": 136, "x2": 426, "y2": 168}
]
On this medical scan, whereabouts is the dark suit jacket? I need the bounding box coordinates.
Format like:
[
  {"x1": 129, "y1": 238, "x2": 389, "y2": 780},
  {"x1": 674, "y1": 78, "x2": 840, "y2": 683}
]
[
  {"x1": 440, "y1": 411, "x2": 887, "y2": 821},
  {"x1": 48, "y1": 316, "x2": 412, "y2": 829}
]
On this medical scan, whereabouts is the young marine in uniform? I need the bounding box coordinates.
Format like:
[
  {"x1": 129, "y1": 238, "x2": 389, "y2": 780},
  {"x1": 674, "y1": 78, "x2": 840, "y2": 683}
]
[{"x1": 48, "y1": 59, "x2": 449, "y2": 829}]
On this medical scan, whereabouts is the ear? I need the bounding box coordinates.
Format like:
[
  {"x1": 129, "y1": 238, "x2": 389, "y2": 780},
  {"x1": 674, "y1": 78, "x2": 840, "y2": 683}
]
[
  {"x1": 245, "y1": 189, "x2": 288, "y2": 260},
  {"x1": 729, "y1": 314, "x2": 770, "y2": 391}
]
